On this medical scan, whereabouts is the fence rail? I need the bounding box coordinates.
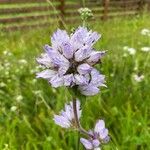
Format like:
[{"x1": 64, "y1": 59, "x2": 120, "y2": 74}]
[{"x1": 0, "y1": 0, "x2": 150, "y2": 31}]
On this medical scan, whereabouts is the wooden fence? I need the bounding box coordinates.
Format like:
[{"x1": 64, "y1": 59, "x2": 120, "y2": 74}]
[{"x1": 0, "y1": 0, "x2": 150, "y2": 31}]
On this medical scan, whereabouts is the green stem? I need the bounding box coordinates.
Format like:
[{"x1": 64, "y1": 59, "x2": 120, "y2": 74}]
[
  {"x1": 82, "y1": 0, "x2": 85, "y2": 7},
  {"x1": 72, "y1": 98, "x2": 94, "y2": 150},
  {"x1": 77, "y1": 131, "x2": 80, "y2": 150},
  {"x1": 73, "y1": 98, "x2": 80, "y2": 150},
  {"x1": 83, "y1": 19, "x2": 86, "y2": 27}
]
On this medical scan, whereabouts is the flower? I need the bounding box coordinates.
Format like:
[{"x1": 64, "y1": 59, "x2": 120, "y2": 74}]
[
  {"x1": 78, "y1": 69, "x2": 106, "y2": 96},
  {"x1": 3, "y1": 50, "x2": 12, "y2": 56},
  {"x1": 53, "y1": 99, "x2": 81, "y2": 128},
  {"x1": 0, "y1": 82, "x2": 6, "y2": 88},
  {"x1": 123, "y1": 46, "x2": 136, "y2": 55},
  {"x1": 80, "y1": 138, "x2": 100, "y2": 150},
  {"x1": 141, "y1": 29, "x2": 150, "y2": 36},
  {"x1": 133, "y1": 74, "x2": 144, "y2": 82},
  {"x1": 36, "y1": 27, "x2": 106, "y2": 96},
  {"x1": 141, "y1": 47, "x2": 150, "y2": 52},
  {"x1": 80, "y1": 119, "x2": 109, "y2": 150},
  {"x1": 18, "y1": 59, "x2": 28, "y2": 65},
  {"x1": 78, "y1": 7, "x2": 93, "y2": 20},
  {"x1": 10, "y1": 106, "x2": 17, "y2": 112},
  {"x1": 16, "y1": 95, "x2": 23, "y2": 102}
]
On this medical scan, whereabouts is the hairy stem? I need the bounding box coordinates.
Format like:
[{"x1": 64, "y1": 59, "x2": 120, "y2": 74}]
[
  {"x1": 73, "y1": 98, "x2": 94, "y2": 139},
  {"x1": 73, "y1": 98, "x2": 80, "y2": 150},
  {"x1": 73, "y1": 98, "x2": 80, "y2": 128}
]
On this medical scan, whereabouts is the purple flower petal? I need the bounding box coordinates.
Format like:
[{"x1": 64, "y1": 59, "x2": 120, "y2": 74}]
[
  {"x1": 71, "y1": 27, "x2": 89, "y2": 45},
  {"x1": 77, "y1": 63, "x2": 92, "y2": 75},
  {"x1": 53, "y1": 115, "x2": 71, "y2": 128},
  {"x1": 58, "y1": 62, "x2": 70, "y2": 76},
  {"x1": 61, "y1": 104, "x2": 73, "y2": 121},
  {"x1": 54, "y1": 99, "x2": 82, "y2": 128},
  {"x1": 71, "y1": 27, "x2": 100, "y2": 48},
  {"x1": 86, "y1": 31, "x2": 101, "y2": 46},
  {"x1": 74, "y1": 74, "x2": 88, "y2": 85},
  {"x1": 51, "y1": 29, "x2": 69, "y2": 51},
  {"x1": 44, "y1": 44, "x2": 54, "y2": 53},
  {"x1": 92, "y1": 139, "x2": 100, "y2": 147},
  {"x1": 36, "y1": 53, "x2": 52, "y2": 68},
  {"x1": 79, "y1": 85, "x2": 99, "y2": 96},
  {"x1": 80, "y1": 138, "x2": 93, "y2": 149},
  {"x1": 63, "y1": 74, "x2": 74, "y2": 86},
  {"x1": 75, "y1": 45, "x2": 91, "y2": 62},
  {"x1": 87, "y1": 51, "x2": 106, "y2": 65},
  {"x1": 99, "y1": 128, "x2": 108, "y2": 140},
  {"x1": 61, "y1": 42, "x2": 73, "y2": 59},
  {"x1": 103, "y1": 136, "x2": 110, "y2": 143},
  {"x1": 50, "y1": 75, "x2": 64, "y2": 88},
  {"x1": 90, "y1": 69, "x2": 106, "y2": 87},
  {"x1": 94, "y1": 120, "x2": 105, "y2": 133},
  {"x1": 36, "y1": 69, "x2": 56, "y2": 79},
  {"x1": 44, "y1": 45, "x2": 69, "y2": 71}
]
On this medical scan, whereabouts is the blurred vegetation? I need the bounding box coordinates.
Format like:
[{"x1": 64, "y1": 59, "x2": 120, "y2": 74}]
[{"x1": 0, "y1": 13, "x2": 150, "y2": 149}]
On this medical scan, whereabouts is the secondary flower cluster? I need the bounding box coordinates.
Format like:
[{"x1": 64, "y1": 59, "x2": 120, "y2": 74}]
[
  {"x1": 36, "y1": 27, "x2": 106, "y2": 96},
  {"x1": 54, "y1": 100, "x2": 109, "y2": 150},
  {"x1": 54, "y1": 100, "x2": 81, "y2": 128}
]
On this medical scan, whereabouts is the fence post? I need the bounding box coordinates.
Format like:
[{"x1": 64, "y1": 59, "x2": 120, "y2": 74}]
[
  {"x1": 103, "y1": 0, "x2": 109, "y2": 20},
  {"x1": 138, "y1": 0, "x2": 145, "y2": 13},
  {"x1": 59, "y1": 0, "x2": 65, "y2": 28}
]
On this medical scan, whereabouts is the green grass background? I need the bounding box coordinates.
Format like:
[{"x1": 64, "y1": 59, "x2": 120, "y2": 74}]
[{"x1": 0, "y1": 12, "x2": 150, "y2": 149}]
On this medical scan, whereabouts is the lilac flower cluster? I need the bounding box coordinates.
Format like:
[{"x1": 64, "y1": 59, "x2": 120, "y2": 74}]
[
  {"x1": 54, "y1": 100, "x2": 81, "y2": 128},
  {"x1": 54, "y1": 99, "x2": 109, "y2": 150},
  {"x1": 80, "y1": 120, "x2": 109, "y2": 150},
  {"x1": 36, "y1": 27, "x2": 106, "y2": 96}
]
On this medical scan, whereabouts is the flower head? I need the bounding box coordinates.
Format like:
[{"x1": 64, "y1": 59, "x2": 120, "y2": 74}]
[
  {"x1": 53, "y1": 99, "x2": 81, "y2": 128},
  {"x1": 78, "y1": 7, "x2": 93, "y2": 21},
  {"x1": 133, "y1": 74, "x2": 144, "y2": 82},
  {"x1": 123, "y1": 46, "x2": 136, "y2": 55},
  {"x1": 80, "y1": 119, "x2": 110, "y2": 150},
  {"x1": 141, "y1": 47, "x2": 150, "y2": 52},
  {"x1": 141, "y1": 29, "x2": 150, "y2": 36},
  {"x1": 36, "y1": 27, "x2": 106, "y2": 96}
]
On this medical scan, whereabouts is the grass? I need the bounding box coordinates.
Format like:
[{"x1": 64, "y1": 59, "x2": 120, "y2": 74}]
[{"x1": 0, "y1": 13, "x2": 150, "y2": 150}]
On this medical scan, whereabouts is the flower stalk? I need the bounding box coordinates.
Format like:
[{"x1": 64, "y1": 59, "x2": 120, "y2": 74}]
[
  {"x1": 36, "y1": 25, "x2": 110, "y2": 150},
  {"x1": 73, "y1": 98, "x2": 94, "y2": 138}
]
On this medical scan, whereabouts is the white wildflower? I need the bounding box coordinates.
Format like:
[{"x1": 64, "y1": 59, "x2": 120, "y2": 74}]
[
  {"x1": 141, "y1": 47, "x2": 150, "y2": 52},
  {"x1": 127, "y1": 48, "x2": 136, "y2": 55},
  {"x1": 123, "y1": 46, "x2": 129, "y2": 50},
  {"x1": 3, "y1": 143, "x2": 9, "y2": 150},
  {"x1": 133, "y1": 74, "x2": 144, "y2": 82},
  {"x1": 10, "y1": 106, "x2": 17, "y2": 112},
  {"x1": 16, "y1": 95, "x2": 23, "y2": 102},
  {"x1": 123, "y1": 46, "x2": 136, "y2": 55},
  {"x1": 19, "y1": 59, "x2": 28, "y2": 65},
  {"x1": 0, "y1": 82, "x2": 6, "y2": 87},
  {"x1": 141, "y1": 29, "x2": 150, "y2": 36},
  {"x1": 3, "y1": 50, "x2": 12, "y2": 56}
]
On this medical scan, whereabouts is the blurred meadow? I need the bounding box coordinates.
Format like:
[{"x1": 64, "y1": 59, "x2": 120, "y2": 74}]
[{"x1": 0, "y1": 0, "x2": 150, "y2": 150}]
